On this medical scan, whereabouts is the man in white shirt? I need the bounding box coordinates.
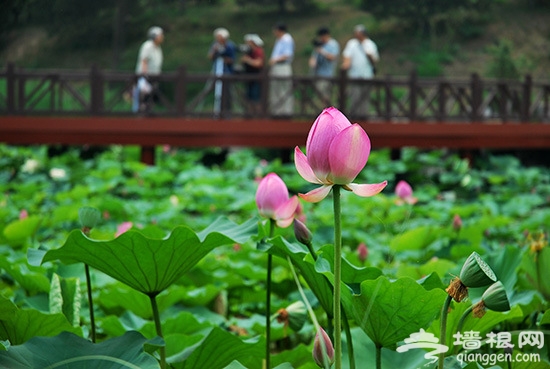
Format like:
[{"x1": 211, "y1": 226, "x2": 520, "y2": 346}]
[
  {"x1": 133, "y1": 26, "x2": 164, "y2": 113},
  {"x1": 269, "y1": 23, "x2": 294, "y2": 117},
  {"x1": 341, "y1": 25, "x2": 379, "y2": 119}
]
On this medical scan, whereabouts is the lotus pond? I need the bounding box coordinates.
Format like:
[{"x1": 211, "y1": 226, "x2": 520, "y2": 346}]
[{"x1": 0, "y1": 134, "x2": 549, "y2": 369}]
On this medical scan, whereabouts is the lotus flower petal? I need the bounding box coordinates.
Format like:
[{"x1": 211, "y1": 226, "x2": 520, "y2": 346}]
[
  {"x1": 274, "y1": 196, "x2": 300, "y2": 225},
  {"x1": 299, "y1": 185, "x2": 333, "y2": 203},
  {"x1": 328, "y1": 124, "x2": 371, "y2": 184},
  {"x1": 345, "y1": 181, "x2": 388, "y2": 197},
  {"x1": 294, "y1": 147, "x2": 322, "y2": 184}
]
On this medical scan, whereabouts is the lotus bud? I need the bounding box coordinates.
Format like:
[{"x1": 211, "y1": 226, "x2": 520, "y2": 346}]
[
  {"x1": 452, "y1": 214, "x2": 462, "y2": 231},
  {"x1": 313, "y1": 327, "x2": 335, "y2": 368},
  {"x1": 357, "y1": 242, "x2": 368, "y2": 263},
  {"x1": 78, "y1": 206, "x2": 101, "y2": 234},
  {"x1": 276, "y1": 301, "x2": 307, "y2": 332},
  {"x1": 446, "y1": 252, "x2": 497, "y2": 302},
  {"x1": 473, "y1": 281, "x2": 510, "y2": 318},
  {"x1": 294, "y1": 219, "x2": 313, "y2": 246}
]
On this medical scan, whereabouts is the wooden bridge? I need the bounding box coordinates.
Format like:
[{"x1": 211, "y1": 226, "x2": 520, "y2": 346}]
[{"x1": 1, "y1": 63, "x2": 550, "y2": 164}]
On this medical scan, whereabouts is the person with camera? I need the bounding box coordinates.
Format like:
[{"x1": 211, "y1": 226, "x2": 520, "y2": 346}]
[
  {"x1": 240, "y1": 34, "x2": 265, "y2": 116},
  {"x1": 309, "y1": 27, "x2": 340, "y2": 106},
  {"x1": 133, "y1": 26, "x2": 164, "y2": 114},
  {"x1": 208, "y1": 27, "x2": 237, "y2": 116}
]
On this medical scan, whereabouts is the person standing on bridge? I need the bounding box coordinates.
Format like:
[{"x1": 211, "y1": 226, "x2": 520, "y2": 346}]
[
  {"x1": 268, "y1": 23, "x2": 295, "y2": 118},
  {"x1": 309, "y1": 26, "x2": 340, "y2": 107},
  {"x1": 208, "y1": 27, "x2": 236, "y2": 117},
  {"x1": 133, "y1": 26, "x2": 164, "y2": 114},
  {"x1": 341, "y1": 24, "x2": 379, "y2": 119}
]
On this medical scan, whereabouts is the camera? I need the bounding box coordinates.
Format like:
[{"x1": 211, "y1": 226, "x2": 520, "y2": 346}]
[
  {"x1": 238, "y1": 44, "x2": 252, "y2": 55},
  {"x1": 311, "y1": 38, "x2": 323, "y2": 47}
]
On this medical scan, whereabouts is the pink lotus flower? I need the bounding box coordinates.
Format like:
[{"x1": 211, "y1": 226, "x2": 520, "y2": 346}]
[
  {"x1": 453, "y1": 214, "x2": 463, "y2": 231},
  {"x1": 256, "y1": 173, "x2": 299, "y2": 228},
  {"x1": 313, "y1": 327, "x2": 335, "y2": 368},
  {"x1": 294, "y1": 107, "x2": 387, "y2": 202},
  {"x1": 395, "y1": 180, "x2": 417, "y2": 205}
]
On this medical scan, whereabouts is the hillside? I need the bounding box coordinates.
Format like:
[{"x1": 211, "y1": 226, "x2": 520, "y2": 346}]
[{"x1": 2, "y1": 0, "x2": 550, "y2": 79}]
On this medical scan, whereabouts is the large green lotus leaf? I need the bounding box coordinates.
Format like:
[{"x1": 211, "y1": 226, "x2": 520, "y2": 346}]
[
  {"x1": 28, "y1": 217, "x2": 257, "y2": 295},
  {"x1": 315, "y1": 244, "x2": 383, "y2": 293},
  {"x1": 348, "y1": 276, "x2": 446, "y2": 349},
  {"x1": 390, "y1": 226, "x2": 437, "y2": 252},
  {"x1": 0, "y1": 306, "x2": 81, "y2": 345},
  {"x1": 0, "y1": 331, "x2": 162, "y2": 369},
  {"x1": 264, "y1": 236, "x2": 333, "y2": 315},
  {"x1": 0, "y1": 296, "x2": 17, "y2": 320},
  {"x1": 168, "y1": 327, "x2": 263, "y2": 369},
  {"x1": 2, "y1": 215, "x2": 42, "y2": 247}
]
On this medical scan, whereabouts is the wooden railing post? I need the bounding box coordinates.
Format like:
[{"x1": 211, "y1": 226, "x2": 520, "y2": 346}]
[
  {"x1": 409, "y1": 70, "x2": 417, "y2": 121},
  {"x1": 175, "y1": 66, "x2": 187, "y2": 116},
  {"x1": 437, "y1": 81, "x2": 447, "y2": 121},
  {"x1": 260, "y1": 67, "x2": 269, "y2": 118},
  {"x1": 90, "y1": 64, "x2": 104, "y2": 115},
  {"x1": 338, "y1": 69, "x2": 347, "y2": 114},
  {"x1": 385, "y1": 75, "x2": 392, "y2": 121},
  {"x1": 471, "y1": 73, "x2": 482, "y2": 122},
  {"x1": 6, "y1": 63, "x2": 16, "y2": 114},
  {"x1": 522, "y1": 74, "x2": 532, "y2": 122}
]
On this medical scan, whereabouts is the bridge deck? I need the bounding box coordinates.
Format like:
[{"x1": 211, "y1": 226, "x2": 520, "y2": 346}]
[{"x1": 2, "y1": 116, "x2": 550, "y2": 164}]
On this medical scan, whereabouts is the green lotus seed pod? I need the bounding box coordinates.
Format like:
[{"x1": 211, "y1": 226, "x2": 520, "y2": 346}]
[
  {"x1": 286, "y1": 301, "x2": 307, "y2": 332},
  {"x1": 78, "y1": 206, "x2": 101, "y2": 229},
  {"x1": 459, "y1": 252, "x2": 497, "y2": 288},
  {"x1": 481, "y1": 281, "x2": 510, "y2": 312}
]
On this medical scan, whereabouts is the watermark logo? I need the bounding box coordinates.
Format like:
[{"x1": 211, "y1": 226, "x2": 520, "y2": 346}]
[
  {"x1": 396, "y1": 329, "x2": 448, "y2": 364},
  {"x1": 397, "y1": 329, "x2": 544, "y2": 367}
]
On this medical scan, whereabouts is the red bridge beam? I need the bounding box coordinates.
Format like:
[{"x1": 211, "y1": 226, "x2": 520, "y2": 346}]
[{"x1": 2, "y1": 116, "x2": 550, "y2": 164}]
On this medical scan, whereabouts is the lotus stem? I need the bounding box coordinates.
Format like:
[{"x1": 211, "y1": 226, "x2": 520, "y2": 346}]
[
  {"x1": 84, "y1": 264, "x2": 96, "y2": 343},
  {"x1": 438, "y1": 295, "x2": 453, "y2": 369},
  {"x1": 342, "y1": 307, "x2": 355, "y2": 369},
  {"x1": 149, "y1": 294, "x2": 166, "y2": 369},
  {"x1": 375, "y1": 343, "x2": 382, "y2": 369},
  {"x1": 266, "y1": 219, "x2": 275, "y2": 369},
  {"x1": 455, "y1": 305, "x2": 473, "y2": 354},
  {"x1": 333, "y1": 185, "x2": 342, "y2": 369}
]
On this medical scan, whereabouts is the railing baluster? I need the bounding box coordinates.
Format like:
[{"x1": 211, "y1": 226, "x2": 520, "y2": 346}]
[
  {"x1": 7, "y1": 63, "x2": 16, "y2": 114},
  {"x1": 522, "y1": 74, "x2": 532, "y2": 122}
]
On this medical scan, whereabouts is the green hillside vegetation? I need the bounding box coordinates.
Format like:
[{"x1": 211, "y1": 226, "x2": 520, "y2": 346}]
[{"x1": 2, "y1": 0, "x2": 550, "y2": 79}]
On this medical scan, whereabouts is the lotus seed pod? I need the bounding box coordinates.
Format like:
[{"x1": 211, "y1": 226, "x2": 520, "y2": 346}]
[
  {"x1": 481, "y1": 281, "x2": 510, "y2": 312},
  {"x1": 286, "y1": 301, "x2": 307, "y2": 332},
  {"x1": 78, "y1": 206, "x2": 101, "y2": 230},
  {"x1": 459, "y1": 252, "x2": 497, "y2": 288}
]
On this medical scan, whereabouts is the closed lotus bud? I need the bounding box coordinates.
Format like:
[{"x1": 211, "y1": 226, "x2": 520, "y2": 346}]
[
  {"x1": 294, "y1": 219, "x2": 313, "y2": 246},
  {"x1": 78, "y1": 206, "x2": 101, "y2": 232},
  {"x1": 313, "y1": 327, "x2": 334, "y2": 368},
  {"x1": 446, "y1": 252, "x2": 497, "y2": 302},
  {"x1": 357, "y1": 242, "x2": 368, "y2": 263},
  {"x1": 452, "y1": 214, "x2": 462, "y2": 231},
  {"x1": 473, "y1": 281, "x2": 510, "y2": 318}
]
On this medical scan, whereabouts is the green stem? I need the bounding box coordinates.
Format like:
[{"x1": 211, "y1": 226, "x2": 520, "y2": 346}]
[
  {"x1": 149, "y1": 294, "x2": 166, "y2": 369},
  {"x1": 375, "y1": 343, "x2": 382, "y2": 369},
  {"x1": 438, "y1": 295, "x2": 453, "y2": 369},
  {"x1": 455, "y1": 305, "x2": 473, "y2": 354},
  {"x1": 342, "y1": 307, "x2": 356, "y2": 369},
  {"x1": 266, "y1": 219, "x2": 275, "y2": 369},
  {"x1": 84, "y1": 264, "x2": 96, "y2": 343},
  {"x1": 333, "y1": 185, "x2": 342, "y2": 369}
]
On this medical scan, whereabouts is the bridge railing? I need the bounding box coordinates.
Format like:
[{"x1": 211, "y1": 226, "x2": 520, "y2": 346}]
[{"x1": 1, "y1": 62, "x2": 550, "y2": 122}]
